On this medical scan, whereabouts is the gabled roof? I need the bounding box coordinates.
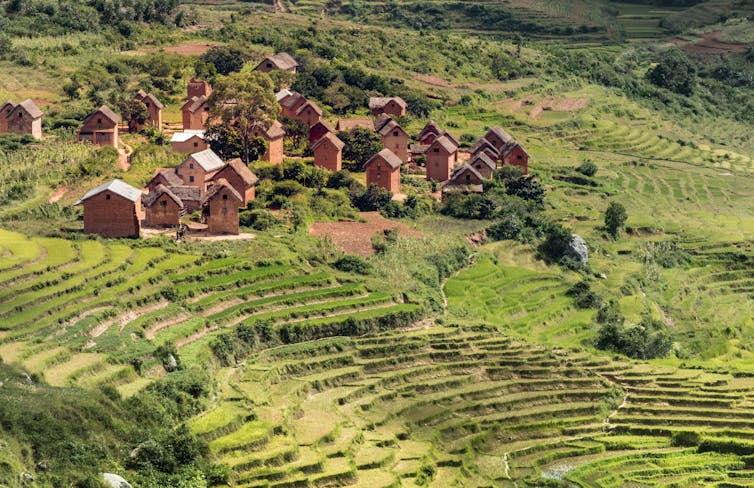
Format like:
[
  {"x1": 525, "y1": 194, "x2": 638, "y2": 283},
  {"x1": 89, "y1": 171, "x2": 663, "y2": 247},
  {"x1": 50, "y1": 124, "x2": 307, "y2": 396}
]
[
  {"x1": 220, "y1": 158, "x2": 259, "y2": 187},
  {"x1": 335, "y1": 118, "x2": 373, "y2": 131},
  {"x1": 83, "y1": 105, "x2": 120, "y2": 125},
  {"x1": 1, "y1": 100, "x2": 17, "y2": 112},
  {"x1": 364, "y1": 148, "x2": 402, "y2": 171},
  {"x1": 279, "y1": 92, "x2": 306, "y2": 110},
  {"x1": 417, "y1": 120, "x2": 442, "y2": 140},
  {"x1": 311, "y1": 132, "x2": 345, "y2": 152},
  {"x1": 310, "y1": 119, "x2": 334, "y2": 133},
  {"x1": 75, "y1": 179, "x2": 141, "y2": 205},
  {"x1": 469, "y1": 152, "x2": 497, "y2": 171},
  {"x1": 469, "y1": 137, "x2": 499, "y2": 156},
  {"x1": 182, "y1": 95, "x2": 207, "y2": 113},
  {"x1": 486, "y1": 126, "x2": 514, "y2": 145},
  {"x1": 170, "y1": 185, "x2": 201, "y2": 202},
  {"x1": 451, "y1": 164, "x2": 484, "y2": 182},
  {"x1": 202, "y1": 178, "x2": 243, "y2": 204},
  {"x1": 377, "y1": 118, "x2": 407, "y2": 137},
  {"x1": 275, "y1": 89, "x2": 293, "y2": 102},
  {"x1": 442, "y1": 130, "x2": 459, "y2": 147},
  {"x1": 500, "y1": 141, "x2": 531, "y2": 158},
  {"x1": 296, "y1": 100, "x2": 322, "y2": 116},
  {"x1": 368, "y1": 97, "x2": 407, "y2": 110},
  {"x1": 151, "y1": 167, "x2": 183, "y2": 187},
  {"x1": 142, "y1": 184, "x2": 183, "y2": 208},
  {"x1": 373, "y1": 114, "x2": 392, "y2": 132},
  {"x1": 409, "y1": 144, "x2": 429, "y2": 155},
  {"x1": 141, "y1": 93, "x2": 164, "y2": 109},
  {"x1": 186, "y1": 148, "x2": 225, "y2": 172},
  {"x1": 429, "y1": 135, "x2": 458, "y2": 154},
  {"x1": 170, "y1": 130, "x2": 205, "y2": 143},
  {"x1": 259, "y1": 52, "x2": 299, "y2": 71},
  {"x1": 13, "y1": 99, "x2": 43, "y2": 119},
  {"x1": 134, "y1": 89, "x2": 147, "y2": 99},
  {"x1": 254, "y1": 120, "x2": 284, "y2": 139}
]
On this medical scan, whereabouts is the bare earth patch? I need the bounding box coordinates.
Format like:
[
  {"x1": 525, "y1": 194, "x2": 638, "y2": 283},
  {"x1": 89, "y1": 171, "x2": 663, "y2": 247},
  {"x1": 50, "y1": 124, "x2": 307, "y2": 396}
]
[
  {"x1": 414, "y1": 74, "x2": 452, "y2": 87},
  {"x1": 163, "y1": 41, "x2": 223, "y2": 56},
  {"x1": 49, "y1": 186, "x2": 68, "y2": 203},
  {"x1": 309, "y1": 212, "x2": 423, "y2": 257},
  {"x1": 672, "y1": 31, "x2": 752, "y2": 54}
]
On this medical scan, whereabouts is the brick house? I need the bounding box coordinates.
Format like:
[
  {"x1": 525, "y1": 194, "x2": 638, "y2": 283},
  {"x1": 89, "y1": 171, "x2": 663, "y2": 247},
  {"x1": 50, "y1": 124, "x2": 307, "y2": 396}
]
[
  {"x1": 181, "y1": 95, "x2": 209, "y2": 131},
  {"x1": 0, "y1": 100, "x2": 16, "y2": 133},
  {"x1": 308, "y1": 120, "x2": 334, "y2": 144},
  {"x1": 468, "y1": 152, "x2": 497, "y2": 179},
  {"x1": 484, "y1": 126, "x2": 530, "y2": 174},
  {"x1": 187, "y1": 78, "x2": 212, "y2": 99},
  {"x1": 364, "y1": 148, "x2": 402, "y2": 194},
  {"x1": 170, "y1": 130, "x2": 207, "y2": 154},
  {"x1": 75, "y1": 179, "x2": 141, "y2": 238},
  {"x1": 170, "y1": 186, "x2": 201, "y2": 213},
  {"x1": 146, "y1": 168, "x2": 184, "y2": 193},
  {"x1": 335, "y1": 118, "x2": 374, "y2": 132},
  {"x1": 417, "y1": 120, "x2": 442, "y2": 145},
  {"x1": 375, "y1": 116, "x2": 409, "y2": 162},
  {"x1": 176, "y1": 149, "x2": 226, "y2": 195},
  {"x1": 279, "y1": 92, "x2": 307, "y2": 119},
  {"x1": 425, "y1": 135, "x2": 458, "y2": 183},
  {"x1": 211, "y1": 158, "x2": 258, "y2": 206},
  {"x1": 252, "y1": 121, "x2": 285, "y2": 164},
  {"x1": 311, "y1": 132, "x2": 345, "y2": 172},
  {"x1": 369, "y1": 97, "x2": 407, "y2": 117},
  {"x1": 132, "y1": 90, "x2": 163, "y2": 131},
  {"x1": 202, "y1": 179, "x2": 242, "y2": 235},
  {"x1": 142, "y1": 184, "x2": 183, "y2": 228},
  {"x1": 255, "y1": 52, "x2": 298, "y2": 73},
  {"x1": 443, "y1": 164, "x2": 484, "y2": 195},
  {"x1": 77, "y1": 105, "x2": 120, "y2": 148},
  {"x1": 442, "y1": 130, "x2": 460, "y2": 148},
  {"x1": 295, "y1": 100, "x2": 322, "y2": 128},
  {"x1": 469, "y1": 137, "x2": 500, "y2": 162},
  {"x1": 5, "y1": 99, "x2": 43, "y2": 140}
]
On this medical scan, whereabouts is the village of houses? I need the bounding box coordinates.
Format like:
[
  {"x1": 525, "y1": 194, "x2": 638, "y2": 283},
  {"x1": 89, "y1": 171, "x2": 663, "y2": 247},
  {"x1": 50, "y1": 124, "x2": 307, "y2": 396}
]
[{"x1": 1, "y1": 52, "x2": 530, "y2": 240}]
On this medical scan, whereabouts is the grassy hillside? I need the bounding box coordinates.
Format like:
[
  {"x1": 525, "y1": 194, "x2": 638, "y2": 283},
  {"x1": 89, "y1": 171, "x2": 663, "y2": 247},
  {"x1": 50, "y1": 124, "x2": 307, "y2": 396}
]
[{"x1": 1, "y1": 0, "x2": 754, "y2": 486}]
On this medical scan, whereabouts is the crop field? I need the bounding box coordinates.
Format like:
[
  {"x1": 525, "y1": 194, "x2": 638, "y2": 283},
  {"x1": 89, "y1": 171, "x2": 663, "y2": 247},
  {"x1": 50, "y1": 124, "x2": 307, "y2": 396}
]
[
  {"x1": 0, "y1": 230, "x2": 418, "y2": 396},
  {"x1": 187, "y1": 326, "x2": 754, "y2": 486}
]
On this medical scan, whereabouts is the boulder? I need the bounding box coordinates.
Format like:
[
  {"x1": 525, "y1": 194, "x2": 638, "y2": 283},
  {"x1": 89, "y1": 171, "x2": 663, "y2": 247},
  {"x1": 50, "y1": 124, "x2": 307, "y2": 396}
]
[
  {"x1": 103, "y1": 473, "x2": 132, "y2": 488},
  {"x1": 568, "y1": 234, "x2": 588, "y2": 265}
]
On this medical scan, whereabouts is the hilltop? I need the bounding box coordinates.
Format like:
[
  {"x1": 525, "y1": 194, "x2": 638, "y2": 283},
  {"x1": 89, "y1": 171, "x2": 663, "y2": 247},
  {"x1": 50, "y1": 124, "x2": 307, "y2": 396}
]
[{"x1": 1, "y1": 0, "x2": 754, "y2": 486}]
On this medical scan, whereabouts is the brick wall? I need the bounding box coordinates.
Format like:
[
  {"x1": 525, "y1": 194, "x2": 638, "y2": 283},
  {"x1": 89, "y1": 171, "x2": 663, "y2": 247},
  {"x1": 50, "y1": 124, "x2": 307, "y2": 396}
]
[{"x1": 83, "y1": 191, "x2": 140, "y2": 238}]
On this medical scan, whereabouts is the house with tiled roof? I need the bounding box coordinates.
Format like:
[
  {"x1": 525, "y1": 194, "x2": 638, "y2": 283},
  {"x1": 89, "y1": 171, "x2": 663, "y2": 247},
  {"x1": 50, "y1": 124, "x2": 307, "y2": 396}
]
[
  {"x1": 143, "y1": 184, "x2": 183, "y2": 228},
  {"x1": 364, "y1": 148, "x2": 402, "y2": 194},
  {"x1": 132, "y1": 90, "x2": 163, "y2": 131},
  {"x1": 211, "y1": 158, "x2": 258, "y2": 206},
  {"x1": 295, "y1": 100, "x2": 322, "y2": 127},
  {"x1": 369, "y1": 97, "x2": 407, "y2": 117},
  {"x1": 311, "y1": 132, "x2": 345, "y2": 172},
  {"x1": 255, "y1": 52, "x2": 299, "y2": 73},
  {"x1": 202, "y1": 179, "x2": 243, "y2": 235},
  {"x1": 251, "y1": 120, "x2": 285, "y2": 164},
  {"x1": 443, "y1": 164, "x2": 485, "y2": 195},
  {"x1": 4, "y1": 99, "x2": 43, "y2": 139},
  {"x1": 468, "y1": 152, "x2": 497, "y2": 179},
  {"x1": 308, "y1": 119, "x2": 334, "y2": 144},
  {"x1": 375, "y1": 117, "x2": 409, "y2": 162},
  {"x1": 181, "y1": 95, "x2": 209, "y2": 131},
  {"x1": 484, "y1": 126, "x2": 529, "y2": 174},
  {"x1": 425, "y1": 135, "x2": 458, "y2": 183}
]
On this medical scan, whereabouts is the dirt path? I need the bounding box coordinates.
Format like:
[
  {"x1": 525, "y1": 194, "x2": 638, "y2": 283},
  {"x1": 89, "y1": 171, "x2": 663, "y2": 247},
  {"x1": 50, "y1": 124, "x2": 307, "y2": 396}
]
[
  {"x1": 274, "y1": 0, "x2": 286, "y2": 13},
  {"x1": 49, "y1": 186, "x2": 68, "y2": 203},
  {"x1": 118, "y1": 139, "x2": 133, "y2": 171}
]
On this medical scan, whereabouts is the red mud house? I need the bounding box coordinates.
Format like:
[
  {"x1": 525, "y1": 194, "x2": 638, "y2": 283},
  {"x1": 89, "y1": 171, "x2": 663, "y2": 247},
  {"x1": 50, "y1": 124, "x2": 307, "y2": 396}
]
[
  {"x1": 468, "y1": 152, "x2": 497, "y2": 179},
  {"x1": 203, "y1": 179, "x2": 243, "y2": 235},
  {"x1": 211, "y1": 158, "x2": 259, "y2": 206},
  {"x1": 132, "y1": 90, "x2": 163, "y2": 131},
  {"x1": 308, "y1": 120, "x2": 334, "y2": 144},
  {"x1": 279, "y1": 92, "x2": 307, "y2": 119},
  {"x1": 294, "y1": 100, "x2": 323, "y2": 128},
  {"x1": 425, "y1": 135, "x2": 459, "y2": 183},
  {"x1": 182, "y1": 95, "x2": 209, "y2": 131},
  {"x1": 255, "y1": 52, "x2": 299, "y2": 73},
  {"x1": 76, "y1": 179, "x2": 142, "y2": 238},
  {"x1": 311, "y1": 132, "x2": 345, "y2": 172},
  {"x1": 187, "y1": 78, "x2": 212, "y2": 99},
  {"x1": 443, "y1": 164, "x2": 484, "y2": 195},
  {"x1": 77, "y1": 105, "x2": 120, "y2": 148},
  {"x1": 2, "y1": 99, "x2": 43, "y2": 139},
  {"x1": 375, "y1": 116, "x2": 409, "y2": 162},
  {"x1": 417, "y1": 120, "x2": 442, "y2": 145},
  {"x1": 369, "y1": 97, "x2": 407, "y2": 117},
  {"x1": 176, "y1": 148, "x2": 226, "y2": 196},
  {"x1": 143, "y1": 184, "x2": 183, "y2": 228},
  {"x1": 170, "y1": 130, "x2": 207, "y2": 154},
  {"x1": 252, "y1": 121, "x2": 285, "y2": 164},
  {"x1": 364, "y1": 148, "x2": 402, "y2": 194},
  {"x1": 484, "y1": 126, "x2": 530, "y2": 174}
]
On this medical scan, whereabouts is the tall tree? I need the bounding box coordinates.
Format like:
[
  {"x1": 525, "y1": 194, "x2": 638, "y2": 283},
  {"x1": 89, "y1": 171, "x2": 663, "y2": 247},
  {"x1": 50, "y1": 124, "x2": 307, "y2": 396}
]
[{"x1": 206, "y1": 70, "x2": 278, "y2": 164}]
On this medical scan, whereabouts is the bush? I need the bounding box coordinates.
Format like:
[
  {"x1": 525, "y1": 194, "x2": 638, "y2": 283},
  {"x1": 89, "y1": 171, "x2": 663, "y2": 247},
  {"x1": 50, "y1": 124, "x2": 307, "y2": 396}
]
[
  {"x1": 333, "y1": 255, "x2": 372, "y2": 274},
  {"x1": 240, "y1": 209, "x2": 279, "y2": 231},
  {"x1": 597, "y1": 315, "x2": 672, "y2": 360},
  {"x1": 576, "y1": 160, "x2": 597, "y2": 176},
  {"x1": 440, "y1": 193, "x2": 495, "y2": 219},
  {"x1": 566, "y1": 281, "x2": 602, "y2": 309},
  {"x1": 352, "y1": 184, "x2": 392, "y2": 211},
  {"x1": 604, "y1": 202, "x2": 628, "y2": 239}
]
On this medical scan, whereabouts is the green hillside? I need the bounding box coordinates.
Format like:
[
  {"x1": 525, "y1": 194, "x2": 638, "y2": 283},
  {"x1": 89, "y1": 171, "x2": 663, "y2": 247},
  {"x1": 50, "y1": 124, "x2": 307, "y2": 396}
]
[{"x1": 1, "y1": 0, "x2": 754, "y2": 486}]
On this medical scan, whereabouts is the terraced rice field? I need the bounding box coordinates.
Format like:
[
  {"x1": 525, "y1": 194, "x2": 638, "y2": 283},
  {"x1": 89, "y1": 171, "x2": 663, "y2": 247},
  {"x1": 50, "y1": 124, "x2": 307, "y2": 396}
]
[
  {"x1": 192, "y1": 326, "x2": 754, "y2": 486},
  {"x1": 0, "y1": 230, "x2": 418, "y2": 395}
]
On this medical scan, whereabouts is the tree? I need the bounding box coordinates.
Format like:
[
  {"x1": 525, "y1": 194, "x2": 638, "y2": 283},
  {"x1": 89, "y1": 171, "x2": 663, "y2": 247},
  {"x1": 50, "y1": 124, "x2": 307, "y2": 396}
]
[
  {"x1": 339, "y1": 128, "x2": 383, "y2": 168},
  {"x1": 505, "y1": 174, "x2": 545, "y2": 206},
  {"x1": 604, "y1": 201, "x2": 628, "y2": 239},
  {"x1": 206, "y1": 70, "x2": 278, "y2": 164},
  {"x1": 647, "y1": 49, "x2": 697, "y2": 95},
  {"x1": 200, "y1": 45, "x2": 249, "y2": 76},
  {"x1": 118, "y1": 98, "x2": 149, "y2": 133}
]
